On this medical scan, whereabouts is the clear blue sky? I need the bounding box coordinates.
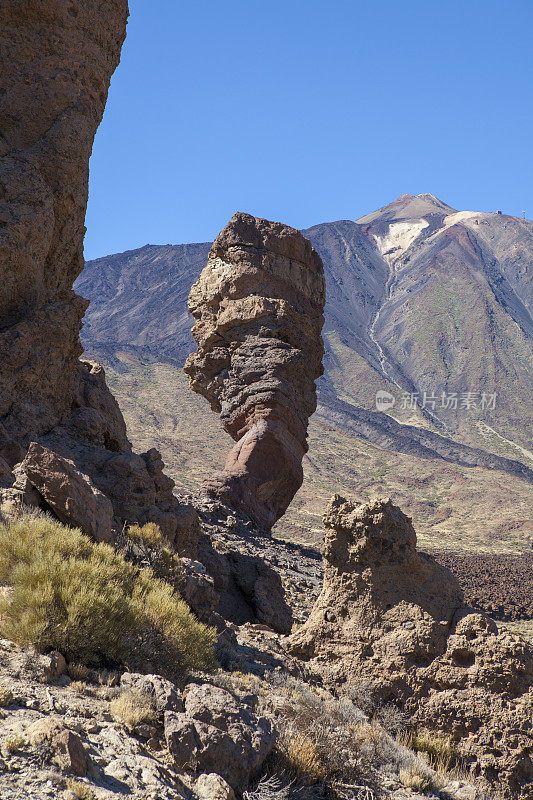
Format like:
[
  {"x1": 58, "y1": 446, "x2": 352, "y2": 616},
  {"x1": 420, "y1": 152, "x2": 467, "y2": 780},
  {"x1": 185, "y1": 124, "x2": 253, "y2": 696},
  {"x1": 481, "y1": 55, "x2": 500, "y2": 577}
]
[{"x1": 85, "y1": 0, "x2": 533, "y2": 260}]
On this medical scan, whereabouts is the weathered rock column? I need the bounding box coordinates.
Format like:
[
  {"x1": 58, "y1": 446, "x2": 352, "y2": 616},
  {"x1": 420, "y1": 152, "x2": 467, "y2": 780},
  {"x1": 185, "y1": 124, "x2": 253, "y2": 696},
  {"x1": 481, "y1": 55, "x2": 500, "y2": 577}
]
[
  {"x1": 0, "y1": 0, "x2": 129, "y2": 447},
  {"x1": 0, "y1": 1, "x2": 201, "y2": 555},
  {"x1": 185, "y1": 213, "x2": 325, "y2": 529}
]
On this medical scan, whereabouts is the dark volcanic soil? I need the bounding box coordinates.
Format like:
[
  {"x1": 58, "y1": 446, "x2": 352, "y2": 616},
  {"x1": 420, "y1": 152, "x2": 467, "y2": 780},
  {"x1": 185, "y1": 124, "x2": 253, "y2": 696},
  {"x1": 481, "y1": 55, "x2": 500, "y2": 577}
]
[{"x1": 432, "y1": 551, "x2": 533, "y2": 620}]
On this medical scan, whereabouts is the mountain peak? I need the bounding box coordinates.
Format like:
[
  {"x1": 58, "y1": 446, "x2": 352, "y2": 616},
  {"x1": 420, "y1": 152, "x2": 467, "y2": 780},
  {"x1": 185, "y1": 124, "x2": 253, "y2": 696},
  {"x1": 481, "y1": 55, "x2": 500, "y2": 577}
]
[{"x1": 356, "y1": 193, "x2": 456, "y2": 225}]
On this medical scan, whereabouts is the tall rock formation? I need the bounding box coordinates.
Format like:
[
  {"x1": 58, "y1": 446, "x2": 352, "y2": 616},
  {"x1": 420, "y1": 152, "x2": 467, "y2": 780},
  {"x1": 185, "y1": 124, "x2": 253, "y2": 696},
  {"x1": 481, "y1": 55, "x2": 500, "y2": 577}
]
[
  {"x1": 0, "y1": 0, "x2": 198, "y2": 552},
  {"x1": 290, "y1": 495, "x2": 533, "y2": 798},
  {"x1": 0, "y1": 0, "x2": 128, "y2": 446},
  {"x1": 185, "y1": 213, "x2": 325, "y2": 529}
]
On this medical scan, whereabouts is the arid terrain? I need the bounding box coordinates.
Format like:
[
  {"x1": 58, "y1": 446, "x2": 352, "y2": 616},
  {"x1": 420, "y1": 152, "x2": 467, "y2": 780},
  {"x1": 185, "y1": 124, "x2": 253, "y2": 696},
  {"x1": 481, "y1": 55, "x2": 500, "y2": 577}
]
[
  {"x1": 92, "y1": 352, "x2": 533, "y2": 556},
  {"x1": 78, "y1": 194, "x2": 533, "y2": 562},
  {"x1": 1, "y1": 2, "x2": 532, "y2": 800}
]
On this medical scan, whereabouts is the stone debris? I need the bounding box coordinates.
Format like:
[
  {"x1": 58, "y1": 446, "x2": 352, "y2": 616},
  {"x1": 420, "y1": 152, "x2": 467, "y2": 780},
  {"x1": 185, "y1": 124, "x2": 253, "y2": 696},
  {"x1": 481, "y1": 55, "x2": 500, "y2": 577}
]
[{"x1": 194, "y1": 772, "x2": 236, "y2": 800}]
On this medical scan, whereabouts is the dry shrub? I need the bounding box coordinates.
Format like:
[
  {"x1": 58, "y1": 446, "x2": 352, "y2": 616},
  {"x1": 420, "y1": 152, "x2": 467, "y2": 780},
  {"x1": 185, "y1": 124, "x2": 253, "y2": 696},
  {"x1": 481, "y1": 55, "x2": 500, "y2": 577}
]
[
  {"x1": 259, "y1": 673, "x2": 440, "y2": 795},
  {"x1": 399, "y1": 765, "x2": 433, "y2": 792},
  {"x1": 128, "y1": 522, "x2": 163, "y2": 547},
  {"x1": 0, "y1": 515, "x2": 216, "y2": 677},
  {"x1": 260, "y1": 674, "x2": 369, "y2": 785},
  {"x1": 70, "y1": 680, "x2": 89, "y2": 694},
  {"x1": 125, "y1": 523, "x2": 184, "y2": 587},
  {"x1": 68, "y1": 663, "x2": 90, "y2": 682},
  {"x1": 277, "y1": 728, "x2": 327, "y2": 784},
  {"x1": 408, "y1": 728, "x2": 460, "y2": 771},
  {"x1": 110, "y1": 688, "x2": 157, "y2": 729},
  {"x1": 3, "y1": 733, "x2": 25, "y2": 753},
  {"x1": 0, "y1": 685, "x2": 13, "y2": 707},
  {"x1": 66, "y1": 781, "x2": 96, "y2": 800}
]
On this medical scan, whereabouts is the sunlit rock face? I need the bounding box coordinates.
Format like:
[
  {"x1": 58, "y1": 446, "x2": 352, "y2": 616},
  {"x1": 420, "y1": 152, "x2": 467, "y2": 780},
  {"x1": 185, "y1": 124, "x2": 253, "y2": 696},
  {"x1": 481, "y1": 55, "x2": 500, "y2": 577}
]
[
  {"x1": 185, "y1": 212, "x2": 325, "y2": 529},
  {"x1": 290, "y1": 494, "x2": 533, "y2": 800},
  {"x1": 0, "y1": 1, "x2": 200, "y2": 553},
  {"x1": 0, "y1": 0, "x2": 129, "y2": 447}
]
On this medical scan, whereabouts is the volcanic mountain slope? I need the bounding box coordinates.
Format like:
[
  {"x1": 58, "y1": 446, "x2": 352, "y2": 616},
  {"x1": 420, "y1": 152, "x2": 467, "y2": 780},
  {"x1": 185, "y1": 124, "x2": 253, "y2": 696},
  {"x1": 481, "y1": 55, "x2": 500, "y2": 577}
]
[
  {"x1": 77, "y1": 195, "x2": 533, "y2": 549},
  {"x1": 79, "y1": 194, "x2": 533, "y2": 463}
]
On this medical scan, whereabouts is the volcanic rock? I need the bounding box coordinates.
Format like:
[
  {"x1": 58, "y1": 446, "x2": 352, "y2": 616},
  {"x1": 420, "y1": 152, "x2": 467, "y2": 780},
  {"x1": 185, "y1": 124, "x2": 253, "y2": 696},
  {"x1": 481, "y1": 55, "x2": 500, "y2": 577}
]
[
  {"x1": 290, "y1": 494, "x2": 533, "y2": 798},
  {"x1": 290, "y1": 495, "x2": 463, "y2": 694},
  {"x1": 21, "y1": 442, "x2": 113, "y2": 542},
  {"x1": 0, "y1": 0, "x2": 128, "y2": 445},
  {"x1": 120, "y1": 672, "x2": 182, "y2": 713},
  {"x1": 0, "y1": 1, "x2": 200, "y2": 553},
  {"x1": 165, "y1": 683, "x2": 275, "y2": 791},
  {"x1": 195, "y1": 501, "x2": 293, "y2": 635},
  {"x1": 27, "y1": 717, "x2": 90, "y2": 776},
  {"x1": 185, "y1": 213, "x2": 325, "y2": 529}
]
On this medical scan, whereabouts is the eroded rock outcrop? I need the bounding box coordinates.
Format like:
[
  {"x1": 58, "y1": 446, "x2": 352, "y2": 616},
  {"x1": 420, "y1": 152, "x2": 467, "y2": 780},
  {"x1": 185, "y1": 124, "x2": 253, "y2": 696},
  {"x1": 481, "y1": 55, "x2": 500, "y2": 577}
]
[
  {"x1": 185, "y1": 213, "x2": 325, "y2": 529},
  {"x1": 290, "y1": 495, "x2": 463, "y2": 692},
  {"x1": 0, "y1": 1, "x2": 200, "y2": 554},
  {"x1": 20, "y1": 442, "x2": 114, "y2": 543},
  {"x1": 290, "y1": 495, "x2": 533, "y2": 798}
]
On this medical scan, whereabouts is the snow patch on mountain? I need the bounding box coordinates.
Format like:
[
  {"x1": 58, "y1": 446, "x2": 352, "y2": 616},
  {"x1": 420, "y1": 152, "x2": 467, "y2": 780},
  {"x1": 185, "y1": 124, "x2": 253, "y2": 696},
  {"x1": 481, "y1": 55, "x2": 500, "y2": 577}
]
[
  {"x1": 374, "y1": 220, "x2": 429, "y2": 264},
  {"x1": 443, "y1": 210, "x2": 480, "y2": 227}
]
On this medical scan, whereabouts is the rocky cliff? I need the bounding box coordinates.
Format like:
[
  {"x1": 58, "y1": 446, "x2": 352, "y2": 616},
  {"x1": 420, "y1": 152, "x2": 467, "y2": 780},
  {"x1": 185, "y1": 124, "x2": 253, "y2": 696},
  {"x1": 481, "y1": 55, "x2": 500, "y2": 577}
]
[
  {"x1": 0, "y1": 0, "x2": 202, "y2": 552},
  {"x1": 185, "y1": 213, "x2": 325, "y2": 529},
  {"x1": 0, "y1": 0, "x2": 128, "y2": 447}
]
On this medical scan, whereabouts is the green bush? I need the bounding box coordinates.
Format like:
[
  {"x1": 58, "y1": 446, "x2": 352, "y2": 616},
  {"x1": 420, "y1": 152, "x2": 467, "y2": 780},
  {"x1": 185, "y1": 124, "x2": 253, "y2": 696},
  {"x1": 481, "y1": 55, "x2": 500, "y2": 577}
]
[
  {"x1": 0, "y1": 515, "x2": 216, "y2": 677},
  {"x1": 126, "y1": 522, "x2": 184, "y2": 587}
]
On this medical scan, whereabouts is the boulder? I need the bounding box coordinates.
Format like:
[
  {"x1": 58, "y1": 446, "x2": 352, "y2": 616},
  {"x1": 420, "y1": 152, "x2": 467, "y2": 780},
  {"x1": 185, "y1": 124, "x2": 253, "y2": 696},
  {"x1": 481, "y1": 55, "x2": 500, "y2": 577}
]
[
  {"x1": 21, "y1": 442, "x2": 114, "y2": 542},
  {"x1": 120, "y1": 672, "x2": 182, "y2": 713},
  {"x1": 42, "y1": 650, "x2": 67, "y2": 682},
  {"x1": 165, "y1": 683, "x2": 275, "y2": 790},
  {"x1": 195, "y1": 773, "x2": 236, "y2": 800},
  {"x1": 185, "y1": 213, "x2": 325, "y2": 529},
  {"x1": 27, "y1": 717, "x2": 90, "y2": 776}
]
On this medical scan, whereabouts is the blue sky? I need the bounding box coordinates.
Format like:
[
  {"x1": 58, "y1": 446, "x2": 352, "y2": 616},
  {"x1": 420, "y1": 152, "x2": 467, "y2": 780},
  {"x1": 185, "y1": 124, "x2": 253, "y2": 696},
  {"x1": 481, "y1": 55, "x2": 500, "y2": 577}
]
[{"x1": 85, "y1": 0, "x2": 533, "y2": 260}]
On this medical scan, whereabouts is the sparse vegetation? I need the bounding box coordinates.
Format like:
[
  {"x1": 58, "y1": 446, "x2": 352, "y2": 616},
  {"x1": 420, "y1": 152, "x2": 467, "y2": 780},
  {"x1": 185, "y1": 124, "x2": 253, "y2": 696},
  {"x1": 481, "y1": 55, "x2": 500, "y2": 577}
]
[
  {"x1": 408, "y1": 728, "x2": 461, "y2": 771},
  {"x1": 0, "y1": 686, "x2": 13, "y2": 708},
  {"x1": 277, "y1": 730, "x2": 327, "y2": 784},
  {"x1": 66, "y1": 780, "x2": 96, "y2": 800},
  {"x1": 0, "y1": 515, "x2": 216, "y2": 676},
  {"x1": 399, "y1": 765, "x2": 433, "y2": 792},
  {"x1": 126, "y1": 522, "x2": 184, "y2": 588},
  {"x1": 102, "y1": 355, "x2": 533, "y2": 555},
  {"x1": 3, "y1": 733, "x2": 25, "y2": 753},
  {"x1": 218, "y1": 670, "x2": 449, "y2": 795},
  {"x1": 110, "y1": 688, "x2": 157, "y2": 729},
  {"x1": 70, "y1": 680, "x2": 89, "y2": 694},
  {"x1": 68, "y1": 663, "x2": 90, "y2": 682}
]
